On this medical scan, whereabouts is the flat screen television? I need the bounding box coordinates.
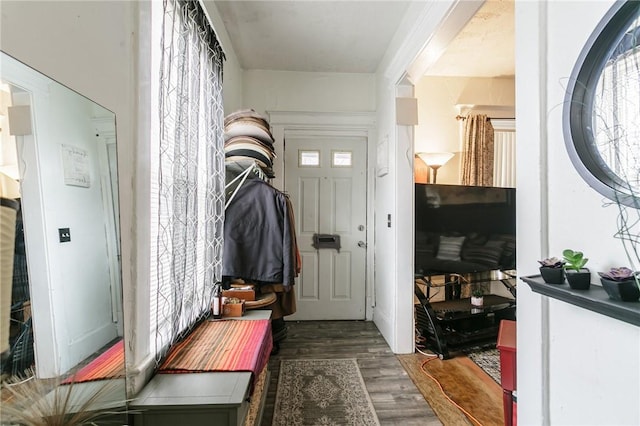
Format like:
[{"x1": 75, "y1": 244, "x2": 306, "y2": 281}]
[{"x1": 415, "y1": 183, "x2": 516, "y2": 274}]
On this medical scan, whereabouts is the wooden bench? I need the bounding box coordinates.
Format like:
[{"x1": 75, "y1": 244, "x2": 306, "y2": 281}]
[{"x1": 131, "y1": 310, "x2": 272, "y2": 426}]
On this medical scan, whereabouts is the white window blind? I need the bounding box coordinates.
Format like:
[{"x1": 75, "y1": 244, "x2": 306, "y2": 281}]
[{"x1": 149, "y1": 0, "x2": 225, "y2": 363}]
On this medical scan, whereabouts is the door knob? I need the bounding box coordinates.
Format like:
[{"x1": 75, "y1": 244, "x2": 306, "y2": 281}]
[{"x1": 358, "y1": 241, "x2": 367, "y2": 248}]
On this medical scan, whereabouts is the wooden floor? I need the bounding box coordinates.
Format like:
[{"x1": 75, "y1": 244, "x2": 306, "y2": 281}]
[
  {"x1": 261, "y1": 320, "x2": 441, "y2": 426},
  {"x1": 398, "y1": 353, "x2": 504, "y2": 426},
  {"x1": 260, "y1": 320, "x2": 503, "y2": 426}
]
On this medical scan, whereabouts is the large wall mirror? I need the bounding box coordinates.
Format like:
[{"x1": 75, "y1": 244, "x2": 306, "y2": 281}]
[
  {"x1": 0, "y1": 51, "x2": 125, "y2": 415},
  {"x1": 563, "y1": 0, "x2": 640, "y2": 208}
]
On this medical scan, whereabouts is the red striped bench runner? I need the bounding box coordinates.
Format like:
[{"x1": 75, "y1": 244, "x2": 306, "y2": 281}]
[
  {"x1": 62, "y1": 339, "x2": 125, "y2": 384},
  {"x1": 158, "y1": 319, "x2": 272, "y2": 386}
]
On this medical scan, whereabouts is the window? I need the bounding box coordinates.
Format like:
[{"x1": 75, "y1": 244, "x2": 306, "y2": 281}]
[
  {"x1": 149, "y1": 0, "x2": 225, "y2": 363},
  {"x1": 299, "y1": 150, "x2": 320, "y2": 167},
  {"x1": 594, "y1": 31, "x2": 640, "y2": 193},
  {"x1": 563, "y1": 1, "x2": 640, "y2": 207},
  {"x1": 332, "y1": 151, "x2": 352, "y2": 167},
  {"x1": 492, "y1": 120, "x2": 516, "y2": 188}
]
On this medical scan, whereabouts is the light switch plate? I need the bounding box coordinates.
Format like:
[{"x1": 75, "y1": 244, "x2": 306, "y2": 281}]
[{"x1": 58, "y1": 228, "x2": 70, "y2": 243}]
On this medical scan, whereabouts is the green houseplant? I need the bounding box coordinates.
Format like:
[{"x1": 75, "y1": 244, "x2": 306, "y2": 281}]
[
  {"x1": 598, "y1": 267, "x2": 640, "y2": 302},
  {"x1": 538, "y1": 257, "x2": 566, "y2": 284},
  {"x1": 471, "y1": 287, "x2": 484, "y2": 307},
  {"x1": 562, "y1": 249, "x2": 591, "y2": 290}
]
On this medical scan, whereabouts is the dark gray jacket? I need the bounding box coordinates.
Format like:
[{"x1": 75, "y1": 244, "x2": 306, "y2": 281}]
[{"x1": 222, "y1": 179, "x2": 295, "y2": 288}]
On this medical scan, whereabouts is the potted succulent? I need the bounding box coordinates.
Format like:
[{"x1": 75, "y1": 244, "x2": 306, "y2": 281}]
[
  {"x1": 471, "y1": 287, "x2": 484, "y2": 307},
  {"x1": 538, "y1": 257, "x2": 566, "y2": 284},
  {"x1": 562, "y1": 249, "x2": 591, "y2": 290},
  {"x1": 598, "y1": 267, "x2": 640, "y2": 302}
]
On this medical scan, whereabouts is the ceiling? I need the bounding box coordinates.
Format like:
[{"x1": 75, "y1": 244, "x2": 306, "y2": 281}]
[
  {"x1": 212, "y1": 0, "x2": 514, "y2": 78},
  {"x1": 426, "y1": 0, "x2": 514, "y2": 77}
]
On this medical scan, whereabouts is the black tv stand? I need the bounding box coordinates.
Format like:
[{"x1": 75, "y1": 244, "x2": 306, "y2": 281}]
[{"x1": 414, "y1": 272, "x2": 516, "y2": 359}]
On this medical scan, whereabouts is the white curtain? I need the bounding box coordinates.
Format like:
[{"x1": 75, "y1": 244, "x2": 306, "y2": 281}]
[
  {"x1": 150, "y1": 0, "x2": 226, "y2": 364},
  {"x1": 493, "y1": 129, "x2": 516, "y2": 188}
]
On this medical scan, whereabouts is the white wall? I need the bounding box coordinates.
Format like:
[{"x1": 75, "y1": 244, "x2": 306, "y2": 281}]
[
  {"x1": 372, "y1": 72, "x2": 401, "y2": 351},
  {"x1": 203, "y1": 0, "x2": 244, "y2": 115},
  {"x1": 243, "y1": 70, "x2": 376, "y2": 116},
  {"x1": 242, "y1": 69, "x2": 376, "y2": 190},
  {"x1": 373, "y1": 0, "x2": 482, "y2": 354},
  {"x1": 517, "y1": 1, "x2": 640, "y2": 424},
  {"x1": 414, "y1": 76, "x2": 515, "y2": 185}
]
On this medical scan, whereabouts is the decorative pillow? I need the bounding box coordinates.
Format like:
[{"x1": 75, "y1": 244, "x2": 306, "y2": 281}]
[
  {"x1": 490, "y1": 234, "x2": 516, "y2": 266},
  {"x1": 436, "y1": 236, "x2": 466, "y2": 261},
  {"x1": 466, "y1": 232, "x2": 489, "y2": 246},
  {"x1": 462, "y1": 245, "x2": 504, "y2": 267},
  {"x1": 485, "y1": 239, "x2": 507, "y2": 249}
]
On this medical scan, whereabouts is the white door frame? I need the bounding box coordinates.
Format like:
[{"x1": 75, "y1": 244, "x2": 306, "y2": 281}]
[
  {"x1": 268, "y1": 111, "x2": 376, "y2": 320},
  {"x1": 93, "y1": 117, "x2": 123, "y2": 335}
]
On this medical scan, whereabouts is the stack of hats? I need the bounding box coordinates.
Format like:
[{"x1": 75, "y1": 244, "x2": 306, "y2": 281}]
[{"x1": 224, "y1": 109, "x2": 276, "y2": 178}]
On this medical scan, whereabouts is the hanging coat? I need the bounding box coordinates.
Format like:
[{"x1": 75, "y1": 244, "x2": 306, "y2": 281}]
[{"x1": 222, "y1": 179, "x2": 296, "y2": 289}]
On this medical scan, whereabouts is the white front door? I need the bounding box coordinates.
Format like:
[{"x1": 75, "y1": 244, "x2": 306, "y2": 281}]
[{"x1": 284, "y1": 134, "x2": 367, "y2": 320}]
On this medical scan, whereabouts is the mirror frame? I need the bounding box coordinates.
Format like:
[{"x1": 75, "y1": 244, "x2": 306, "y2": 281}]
[{"x1": 562, "y1": 0, "x2": 640, "y2": 208}]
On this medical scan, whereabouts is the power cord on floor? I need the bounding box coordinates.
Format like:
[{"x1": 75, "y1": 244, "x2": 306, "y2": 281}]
[
  {"x1": 415, "y1": 347, "x2": 439, "y2": 358},
  {"x1": 419, "y1": 355, "x2": 485, "y2": 426}
]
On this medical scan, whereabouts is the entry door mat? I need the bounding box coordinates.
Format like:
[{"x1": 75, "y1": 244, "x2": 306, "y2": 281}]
[
  {"x1": 273, "y1": 358, "x2": 380, "y2": 426},
  {"x1": 464, "y1": 348, "x2": 501, "y2": 385}
]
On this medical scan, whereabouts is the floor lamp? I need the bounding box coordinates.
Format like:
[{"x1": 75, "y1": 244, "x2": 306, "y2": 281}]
[
  {"x1": 416, "y1": 152, "x2": 454, "y2": 184},
  {"x1": 414, "y1": 154, "x2": 431, "y2": 183}
]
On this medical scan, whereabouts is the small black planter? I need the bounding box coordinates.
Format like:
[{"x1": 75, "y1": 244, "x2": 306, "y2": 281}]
[
  {"x1": 539, "y1": 267, "x2": 565, "y2": 284},
  {"x1": 600, "y1": 278, "x2": 640, "y2": 302},
  {"x1": 565, "y1": 269, "x2": 591, "y2": 290}
]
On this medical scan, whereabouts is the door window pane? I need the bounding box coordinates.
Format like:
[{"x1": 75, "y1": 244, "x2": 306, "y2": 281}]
[
  {"x1": 299, "y1": 150, "x2": 320, "y2": 167},
  {"x1": 332, "y1": 151, "x2": 352, "y2": 167}
]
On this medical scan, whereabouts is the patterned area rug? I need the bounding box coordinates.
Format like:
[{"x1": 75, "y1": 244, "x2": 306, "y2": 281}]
[
  {"x1": 465, "y1": 348, "x2": 501, "y2": 385},
  {"x1": 273, "y1": 358, "x2": 380, "y2": 426}
]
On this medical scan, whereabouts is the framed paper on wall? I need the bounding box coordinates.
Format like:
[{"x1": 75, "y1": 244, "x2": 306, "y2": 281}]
[{"x1": 61, "y1": 144, "x2": 91, "y2": 187}]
